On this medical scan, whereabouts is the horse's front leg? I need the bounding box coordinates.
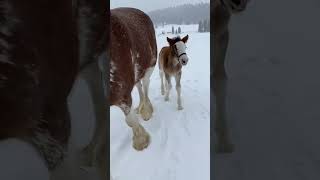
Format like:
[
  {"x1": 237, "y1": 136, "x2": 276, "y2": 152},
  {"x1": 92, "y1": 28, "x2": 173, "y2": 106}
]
[
  {"x1": 213, "y1": 29, "x2": 234, "y2": 153},
  {"x1": 80, "y1": 61, "x2": 107, "y2": 167},
  {"x1": 119, "y1": 97, "x2": 150, "y2": 151},
  {"x1": 164, "y1": 73, "x2": 172, "y2": 101},
  {"x1": 175, "y1": 71, "x2": 183, "y2": 110},
  {"x1": 140, "y1": 67, "x2": 154, "y2": 121}
]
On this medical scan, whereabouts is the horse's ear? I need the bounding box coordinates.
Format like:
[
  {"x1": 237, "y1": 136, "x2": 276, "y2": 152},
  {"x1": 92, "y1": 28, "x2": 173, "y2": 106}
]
[
  {"x1": 167, "y1": 37, "x2": 174, "y2": 46},
  {"x1": 182, "y1": 35, "x2": 189, "y2": 43}
]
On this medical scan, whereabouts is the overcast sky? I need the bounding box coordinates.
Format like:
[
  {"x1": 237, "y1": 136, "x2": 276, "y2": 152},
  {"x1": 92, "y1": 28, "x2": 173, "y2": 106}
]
[{"x1": 111, "y1": 0, "x2": 209, "y2": 12}]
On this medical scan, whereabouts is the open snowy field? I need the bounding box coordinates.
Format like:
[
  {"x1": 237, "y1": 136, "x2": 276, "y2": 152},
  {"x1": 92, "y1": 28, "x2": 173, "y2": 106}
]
[{"x1": 110, "y1": 24, "x2": 210, "y2": 180}]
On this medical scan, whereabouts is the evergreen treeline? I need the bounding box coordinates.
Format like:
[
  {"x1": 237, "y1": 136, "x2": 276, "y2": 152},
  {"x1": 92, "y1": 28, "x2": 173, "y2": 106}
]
[
  {"x1": 148, "y1": 3, "x2": 209, "y2": 26},
  {"x1": 198, "y1": 19, "x2": 210, "y2": 32}
]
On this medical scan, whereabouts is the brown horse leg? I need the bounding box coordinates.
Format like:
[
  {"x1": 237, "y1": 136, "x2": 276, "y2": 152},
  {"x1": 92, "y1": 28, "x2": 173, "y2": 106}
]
[
  {"x1": 80, "y1": 61, "x2": 107, "y2": 168},
  {"x1": 214, "y1": 29, "x2": 234, "y2": 153},
  {"x1": 164, "y1": 73, "x2": 172, "y2": 101},
  {"x1": 140, "y1": 67, "x2": 154, "y2": 121},
  {"x1": 119, "y1": 97, "x2": 150, "y2": 151},
  {"x1": 160, "y1": 70, "x2": 165, "y2": 95},
  {"x1": 175, "y1": 71, "x2": 183, "y2": 110}
]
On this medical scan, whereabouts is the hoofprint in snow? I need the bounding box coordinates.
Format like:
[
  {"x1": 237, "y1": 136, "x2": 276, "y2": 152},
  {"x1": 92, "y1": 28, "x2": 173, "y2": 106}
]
[{"x1": 110, "y1": 24, "x2": 210, "y2": 180}]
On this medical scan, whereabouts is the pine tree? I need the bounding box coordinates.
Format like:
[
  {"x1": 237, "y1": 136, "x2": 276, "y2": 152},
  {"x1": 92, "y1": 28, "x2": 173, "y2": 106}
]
[
  {"x1": 198, "y1": 20, "x2": 203, "y2": 32},
  {"x1": 203, "y1": 19, "x2": 207, "y2": 32}
]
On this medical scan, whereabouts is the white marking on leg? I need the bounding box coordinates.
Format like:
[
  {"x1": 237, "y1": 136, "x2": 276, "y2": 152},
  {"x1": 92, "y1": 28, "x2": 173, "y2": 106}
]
[
  {"x1": 164, "y1": 74, "x2": 172, "y2": 101},
  {"x1": 175, "y1": 73, "x2": 183, "y2": 110},
  {"x1": 140, "y1": 67, "x2": 154, "y2": 120},
  {"x1": 135, "y1": 81, "x2": 144, "y2": 114},
  {"x1": 125, "y1": 107, "x2": 150, "y2": 151}
]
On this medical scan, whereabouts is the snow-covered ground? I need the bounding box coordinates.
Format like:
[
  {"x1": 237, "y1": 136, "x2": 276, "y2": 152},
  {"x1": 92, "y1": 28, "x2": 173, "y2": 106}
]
[{"x1": 110, "y1": 24, "x2": 210, "y2": 180}]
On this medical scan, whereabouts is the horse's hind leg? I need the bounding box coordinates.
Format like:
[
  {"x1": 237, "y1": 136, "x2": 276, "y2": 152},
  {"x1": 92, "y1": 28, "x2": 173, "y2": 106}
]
[
  {"x1": 175, "y1": 71, "x2": 183, "y2": 110},
  {"x1": 139, "y1": 67, "x2": 154, "y2": 121},
  {"x1": 119, "y1": 97, "x2": 150, "y2": 151}
]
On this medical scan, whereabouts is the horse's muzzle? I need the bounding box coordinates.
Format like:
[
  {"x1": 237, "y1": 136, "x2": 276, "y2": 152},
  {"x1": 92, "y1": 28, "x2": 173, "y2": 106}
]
[{"x1": 181, "y1": 58, "x2": 188, "y2": 66}]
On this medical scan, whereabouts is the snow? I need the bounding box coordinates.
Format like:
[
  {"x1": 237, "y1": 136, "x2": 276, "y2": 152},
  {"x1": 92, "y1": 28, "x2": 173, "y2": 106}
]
[{"x1": 110, "y1": 24, "x2": 210, "y2": 180}]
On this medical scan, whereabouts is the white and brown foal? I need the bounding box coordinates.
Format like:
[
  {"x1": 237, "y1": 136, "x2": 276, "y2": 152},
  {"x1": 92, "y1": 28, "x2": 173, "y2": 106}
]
[{"x1": 159, "y1": 35, "x2": 189, "y2": 110}]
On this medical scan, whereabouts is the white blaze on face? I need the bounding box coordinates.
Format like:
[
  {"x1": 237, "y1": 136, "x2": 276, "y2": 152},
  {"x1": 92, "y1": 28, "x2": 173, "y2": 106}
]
[{"x1": 175, "y1": 41, "x2": 189, "y2": 65}]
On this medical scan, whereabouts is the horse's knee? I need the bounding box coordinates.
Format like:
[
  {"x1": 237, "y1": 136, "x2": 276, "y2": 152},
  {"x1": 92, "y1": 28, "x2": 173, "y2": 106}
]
[{"x1": 176, "y1": 83, "x2": 181, "y2": 90}]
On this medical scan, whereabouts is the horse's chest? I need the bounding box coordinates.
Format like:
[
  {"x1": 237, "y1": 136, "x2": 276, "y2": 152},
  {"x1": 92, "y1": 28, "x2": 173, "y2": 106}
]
[{"x1": 164, "y1": 62, "x2": 182, "y2": 75}]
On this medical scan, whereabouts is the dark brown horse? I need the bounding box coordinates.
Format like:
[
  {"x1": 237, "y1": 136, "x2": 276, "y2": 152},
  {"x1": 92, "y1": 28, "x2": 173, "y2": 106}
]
[
  {"x1": 0, "y1": 0, "x2": 107, "y2": 179},
  {"x1": 213, "y1": 0, "x2": 249, "y2": 153},
  {"x1": 159, "y1": 35, "x2": 189, "y2": 110},
  {"x1": 109, "y1": 7, "x2": 157, "y2": 150}
]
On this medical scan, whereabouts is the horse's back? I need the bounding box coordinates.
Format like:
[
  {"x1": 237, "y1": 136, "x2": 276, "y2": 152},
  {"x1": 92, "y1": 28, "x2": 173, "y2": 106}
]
[
  {"x1": 111, "y1": 7, "x2": 157, "y2": 71},
  {"x1": 110, "y1": 8, "x2": 157, "y2": 106}
]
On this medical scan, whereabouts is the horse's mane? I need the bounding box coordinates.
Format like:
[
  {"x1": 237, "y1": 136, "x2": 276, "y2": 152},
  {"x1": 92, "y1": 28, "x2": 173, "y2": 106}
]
[{"x1": 173, "y1": 36, "x2": 181, "y2": 41}]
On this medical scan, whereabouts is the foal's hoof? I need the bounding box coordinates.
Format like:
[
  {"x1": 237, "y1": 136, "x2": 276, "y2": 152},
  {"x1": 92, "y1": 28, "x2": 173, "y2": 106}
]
[
  {"x1": 164, "y1": 97, "x2": 169, "y2": 101},
  {"x1": 215, "y1": 143, "x2": 235, "y2": 154},
  {"x1": 132, "y1": 126, "x2": 150, "y2": 151},
  {"x1": 178, "y1": 106, "x2": 183, "y2": 110}
]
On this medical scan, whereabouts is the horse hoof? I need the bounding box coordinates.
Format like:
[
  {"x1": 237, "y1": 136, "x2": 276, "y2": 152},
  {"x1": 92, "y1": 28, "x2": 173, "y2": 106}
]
[
  {"x1": 132, "y1": 128, "x2": 150, "y2": 151},
  {"x1": 178, "y1": 106, "x2": 183, "y2": 110},
  {"x1": 141, "y1": 111, "x2": 152, "y2": 121},
  {"x1": 140, "y1": 103, "x2": 153, "y2": 121},
  {"x1": 164, "y1": 97, "x2": 169, "y2": 101},
  {"x1": 215, "y1": 143, "x2": 235, "y2": 153}
]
